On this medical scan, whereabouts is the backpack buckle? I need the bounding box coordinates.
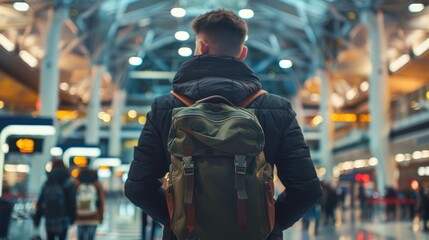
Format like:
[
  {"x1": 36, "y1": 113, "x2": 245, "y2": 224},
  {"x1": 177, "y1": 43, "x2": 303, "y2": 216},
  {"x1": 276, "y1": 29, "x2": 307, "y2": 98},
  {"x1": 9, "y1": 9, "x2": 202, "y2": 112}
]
[
  {"x1": 182, "y1": 156, "x2": 194, "y2": 175},
  {"x1": 234, "y1": 155, "x2": 247, "y2": 174}
]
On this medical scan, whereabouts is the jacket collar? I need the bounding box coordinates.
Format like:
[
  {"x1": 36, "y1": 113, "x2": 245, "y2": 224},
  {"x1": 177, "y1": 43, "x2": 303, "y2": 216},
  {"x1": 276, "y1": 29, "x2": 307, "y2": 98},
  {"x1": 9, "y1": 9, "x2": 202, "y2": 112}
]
[{"x1": 172, "y1": 55, "x2": 262, "y2": 105}]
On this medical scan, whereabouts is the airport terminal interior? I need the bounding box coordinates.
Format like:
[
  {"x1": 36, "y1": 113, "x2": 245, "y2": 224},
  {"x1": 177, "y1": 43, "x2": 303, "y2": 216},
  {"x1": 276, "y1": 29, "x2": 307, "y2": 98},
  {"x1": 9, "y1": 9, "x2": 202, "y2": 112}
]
[{"x1": 0, "y1": 0, "x2": 429, "y2": 239}]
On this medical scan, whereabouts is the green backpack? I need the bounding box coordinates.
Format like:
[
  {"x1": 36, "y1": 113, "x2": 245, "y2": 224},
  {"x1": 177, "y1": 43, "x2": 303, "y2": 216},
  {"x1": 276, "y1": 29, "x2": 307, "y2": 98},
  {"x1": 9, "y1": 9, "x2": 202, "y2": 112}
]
[{"x1": 166, "y1": 90, "x2": 275, "y2": 240}]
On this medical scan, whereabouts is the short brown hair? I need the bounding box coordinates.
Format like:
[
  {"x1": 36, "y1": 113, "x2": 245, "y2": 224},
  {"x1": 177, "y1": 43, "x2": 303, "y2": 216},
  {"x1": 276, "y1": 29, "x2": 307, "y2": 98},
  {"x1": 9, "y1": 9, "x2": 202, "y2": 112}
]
[{"x1": 192, "y1": 9, "x2": 247, "y2": 56}]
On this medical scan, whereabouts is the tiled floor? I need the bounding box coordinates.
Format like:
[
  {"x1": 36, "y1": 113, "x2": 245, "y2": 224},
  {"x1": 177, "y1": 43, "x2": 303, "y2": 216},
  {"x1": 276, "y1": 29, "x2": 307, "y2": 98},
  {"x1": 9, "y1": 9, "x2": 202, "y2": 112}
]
[{"x1": 7, "y1": 196, "x2": 429, "y2": 240}]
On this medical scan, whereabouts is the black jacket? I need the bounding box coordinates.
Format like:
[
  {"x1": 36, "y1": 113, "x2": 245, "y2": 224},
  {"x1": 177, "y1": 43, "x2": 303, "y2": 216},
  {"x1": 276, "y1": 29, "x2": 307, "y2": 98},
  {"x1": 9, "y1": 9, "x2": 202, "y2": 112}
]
[{"x1": 125, "y1": 55, "x2": 323, "y2": 237}]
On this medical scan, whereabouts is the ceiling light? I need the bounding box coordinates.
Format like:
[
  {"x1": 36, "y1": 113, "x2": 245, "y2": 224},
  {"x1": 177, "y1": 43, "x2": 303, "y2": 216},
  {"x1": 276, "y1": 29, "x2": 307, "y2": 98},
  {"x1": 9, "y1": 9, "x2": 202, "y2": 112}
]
[
  {"x1": 128, "y1": 110, "x2": 137, "y2": 118},
  {"x1": 395, "y1": 154, "x2": 405, "y2": 162},
  {"x1": 59, "y1": 82, "x2": 69, "y2": 91},
  {"x1": 138, "y1": 116, "x2": 146, "y2": 125},
  {"x1": 360, "y1": 81, "x2": 369, "y2": 92},
  {"x1": 408, "y1": 3, "x2": 425, "y2": 13},
  {"x1": 404, "y1": 153, "x2": 412, "y2": 161},
  {"x1": 413, "y1": 151, "x2": 423, "y2": 159},
  {"x1": 331, "y1": 93, "x2": 345, "y2": 108},
  {"x1": 368, "y1": 157, "x2": 378, "y2": 166},
  {"x1": 19, "y1": 50, "x2": 38, "y2": 68},
  {"x1": 413, "y1": 38, "x2": 429, "y2": 56},
  {"x1": 98, "y1": 111, "x2": 106, "y2": 119},
  {"x1": 311, "y1": 115, "x2": 323, "y2": 126},
  {"x1": 346, "y1": 88, "x2": 358, "y2": 100},
  {"x1": 0, "y1": 33, "x2": 15, "y2": 52},
  {"x1": 129, "y1": 56, "x2": 143, "y2": 66},
  {"x1": 0, "y1": 100, "x2": 4, "y2": 109},
  {"x1": 69, "y1": 86, "x2": 77, "y2": 95},
  {"x1": 13, "y1": 2, "x2": 30, "y2": 12},
  {"x1": 418, "y1": 167, "x2": 426, "y2": 176},
  {"x1": 279, "y1": 59, "x2": 293, "y2": 69},
  {"x1": 175, "y1": 31, "x2": 190, "y2": 41},
  {"x1": 171, "y1": 8, "x2": 186, "y2": 18},
  {"x1": 238, "y1": 9, "x2": 254, "y2": 19},
  {"x1": 389, "y1": 54, "x2": 410, "y2": 73},
  {"x1": 178, "y1": 47, "x2": 192, "y2": 57},
  {"x1": 102, "y1": 114, "x2": 111, "y2": 123},
  {"x1": 317, "y1": 167, "x2": 326, "y2": 176},
  {"x1": 422, "y1": 150, "x2": 429, "y2": 158}
]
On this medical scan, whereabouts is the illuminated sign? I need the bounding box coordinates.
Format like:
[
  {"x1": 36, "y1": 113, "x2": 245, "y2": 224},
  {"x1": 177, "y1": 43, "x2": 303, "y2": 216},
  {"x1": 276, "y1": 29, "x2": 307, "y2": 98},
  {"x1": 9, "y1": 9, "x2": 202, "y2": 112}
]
[
  {"x1": 331, "y1": 113, "x2": 357, "y2": 122},
  {"x1": 355, "y1": 173, "x2": 371, "y2": 183},
  {"x1": 16, "y1": 138, "x2": 34, "y2": 153},
  {"x1": 330, "y1": 113, "x2": 371, "y2": 123},
  {"x1": 62, "y1": 147, "x2": 101, "y2": 167},
  {"x1": 6, "y1": 137, "x2": 43, "y2": 154},
  {"x1": 72, "y1": 156, "x2": 89, "y2": 167}
]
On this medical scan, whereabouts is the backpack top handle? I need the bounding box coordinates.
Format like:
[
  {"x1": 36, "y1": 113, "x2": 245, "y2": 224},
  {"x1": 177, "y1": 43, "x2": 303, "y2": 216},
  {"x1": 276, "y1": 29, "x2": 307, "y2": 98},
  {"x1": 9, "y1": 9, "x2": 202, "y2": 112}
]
[
  {"x1": 171, "y1": 90, "x2": 267, "y2": 108},
  {"x1": 196, "y1": 95, "x2": 235, "y2": 106}
]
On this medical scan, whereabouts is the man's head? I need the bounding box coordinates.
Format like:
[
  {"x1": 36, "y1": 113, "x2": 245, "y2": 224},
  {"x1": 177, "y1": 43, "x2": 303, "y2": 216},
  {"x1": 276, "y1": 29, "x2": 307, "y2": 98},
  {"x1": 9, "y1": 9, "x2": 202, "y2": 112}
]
[{"x1": 192, "y1": 9, "x2": 248, "y2": 60}]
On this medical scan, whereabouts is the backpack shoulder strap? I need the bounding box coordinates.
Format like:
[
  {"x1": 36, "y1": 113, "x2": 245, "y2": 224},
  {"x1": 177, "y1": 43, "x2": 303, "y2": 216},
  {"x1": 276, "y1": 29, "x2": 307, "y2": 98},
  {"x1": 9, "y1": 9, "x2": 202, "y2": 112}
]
[
  {"x1": 239, "y1": 90, "x2": 268, "y2": 108},
  {"x1": 170, "y1": 91, "x2": 194, "y2": 107}
]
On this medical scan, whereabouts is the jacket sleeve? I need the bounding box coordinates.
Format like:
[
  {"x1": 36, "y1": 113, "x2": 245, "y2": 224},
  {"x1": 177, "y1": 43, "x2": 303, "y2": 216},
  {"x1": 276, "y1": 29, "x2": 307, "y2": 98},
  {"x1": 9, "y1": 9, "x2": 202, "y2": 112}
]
[
  {"x1": 124, "y1": 100, "x2": 170, "y2": 225},
  {"x1": 272, "y1": 110, "x2": 323, "y2": 234}
]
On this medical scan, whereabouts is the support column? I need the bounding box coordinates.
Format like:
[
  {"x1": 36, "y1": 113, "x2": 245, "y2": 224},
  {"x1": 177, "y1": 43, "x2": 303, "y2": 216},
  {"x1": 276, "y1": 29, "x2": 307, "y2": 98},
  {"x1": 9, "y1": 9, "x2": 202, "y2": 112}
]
[
  {"x1": 85, "y1": 65, "x2": 106, "y2": 145},
  {"x1": 108, "y1": 88, "x2": 126, "y2": 193},
  {"x1": 362, "y1": 10, "x2": 396, "y2": 196},
  {"x1": 31, "y1": 4, "x2": 69, "y2": 195},
  {"x1": 39, "y1": 6, "x2": 69, "y2": 118},
  {"x1": 318, "y1": 69, "x2": 334, "y2": 182},
  {"x1": 108, "y1": 88, "x2": 126, "y2": 157}
]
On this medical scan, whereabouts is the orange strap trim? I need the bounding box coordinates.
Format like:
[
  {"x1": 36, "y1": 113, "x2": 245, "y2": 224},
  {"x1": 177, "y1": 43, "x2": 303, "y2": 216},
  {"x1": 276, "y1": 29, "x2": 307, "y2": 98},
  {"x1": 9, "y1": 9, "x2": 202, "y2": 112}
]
[
  {"x1": 239, "y1": 90, "x2": 268, "y2": 108},
  {"x1": 186, "y1": 202, "x2": 196, "y2": 233},
  {"x1": 237, "y1": 198, "x2": 247, "y2": 229},
  {"x1": 170, "y1": 91, "x2": 194, "y2": 107}
]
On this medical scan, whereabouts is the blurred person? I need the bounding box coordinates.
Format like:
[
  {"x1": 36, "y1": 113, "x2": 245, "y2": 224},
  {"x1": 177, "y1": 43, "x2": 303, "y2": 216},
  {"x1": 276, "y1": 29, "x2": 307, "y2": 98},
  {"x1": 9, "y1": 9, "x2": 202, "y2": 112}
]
[
  {"x1": 33, "y1": 158, "x2": 76, "y2": 240},
  {"x1": 384, "y1": 186, "x2": 397, "y2": 221},
  {"x1": 0, "y1": 180, "x2": 14, "y2": 240},
  {"x1": 420, "y1": 186, "x2": 429, "y2": 231},
  {"x1": 358, "y1": 183, "x2": 368, "y2": 220},
  {"x1": 301, "y1": 199, "x2": 321, "y2": 235},
  {"x1": 322, "y1": 182, "x2": 338, "y2": 225},
  {"x1": 125, "y1": 8, "x2": 323, "y2": 240},
  {"x1": 398, "y1": 190, "x2": 408, "y2": 220},
  {"x1": 407, "y1": 188, "x2": 418, "y2": 220},
  {"x1": 142, "y1": 211, "x2": 161, "y2": 240},
  {"x1": 75, "y1": 168, "x2": 105, "y2": 240},
  {"x1": 338, "y1": 187, "x2": 347, "y2": 212}
]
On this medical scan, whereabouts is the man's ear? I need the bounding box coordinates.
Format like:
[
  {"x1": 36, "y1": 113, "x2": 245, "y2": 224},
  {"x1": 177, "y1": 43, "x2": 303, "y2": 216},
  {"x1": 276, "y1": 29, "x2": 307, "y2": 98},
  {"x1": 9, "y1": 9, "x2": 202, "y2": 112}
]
[
  {"x1": 198, "y1": 39, "x2": 209, "y2": 55},
  {"x1": 238, "y1": 45, "x2": 248, "y2": 60}
]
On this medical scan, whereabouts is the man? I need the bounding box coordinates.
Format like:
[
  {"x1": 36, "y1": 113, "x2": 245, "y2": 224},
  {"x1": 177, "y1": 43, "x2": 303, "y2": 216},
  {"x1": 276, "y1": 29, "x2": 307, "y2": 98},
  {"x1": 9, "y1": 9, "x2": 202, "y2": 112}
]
[{"x1": 125, "y1": 9, "x2": 323, "y2": 239}]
